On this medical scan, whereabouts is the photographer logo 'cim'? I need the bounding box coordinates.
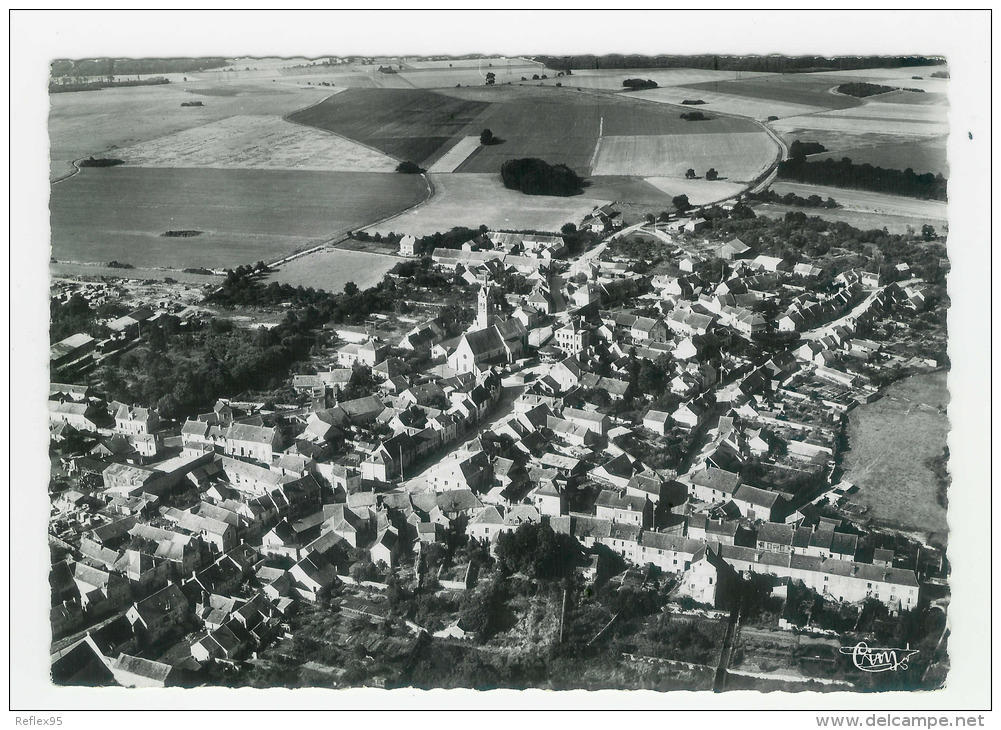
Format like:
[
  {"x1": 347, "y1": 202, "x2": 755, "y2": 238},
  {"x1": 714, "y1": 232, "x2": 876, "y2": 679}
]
[{"x1": 839, "y1": 642, "x2": 919, "y2": 673}]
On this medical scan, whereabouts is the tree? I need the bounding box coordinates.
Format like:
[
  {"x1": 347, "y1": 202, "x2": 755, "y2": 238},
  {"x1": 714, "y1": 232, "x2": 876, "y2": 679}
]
[
  {"x1": 921, "y1": 224, "x2": 937, "y2": 241},
  {"x1": 485, "y1": 72, "x2": 495, "y2": 86},
  {"x1": 672, "y1": 194, "x2": 692, "y2": 214},
  {"x1": 685, "y1": 168, "x2": 696, "y2": 179},
  {"x1": 705, "y1": 168, "x2": 719, "y2": 181},
  {"x1": 644, "y1": 213, "x2": 656, "y2": 224},
  {"x1": 657, "y1": 211, "x2": 672, "y2": 223},
  {"x1": 343, "y1": 281, "x2": 360, "y2": 296},
  {"x1": 479, "y1": 128, "x2": 496, "y2": 145},
  {"x1": 561, "y1": 222, "x2": 578, "y2": 235},
  {"x1": 395, "y1": 160, "x2": 425, "y2": 174}
]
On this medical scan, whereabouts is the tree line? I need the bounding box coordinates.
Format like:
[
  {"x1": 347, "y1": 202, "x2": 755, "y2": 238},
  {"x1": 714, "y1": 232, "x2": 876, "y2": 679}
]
[
  {"x1": 535, "y1": 54, "x2": 944, "y2": 73},
  {"x1": 777, "y1": 156, "x2": 947, "y2": 200}
]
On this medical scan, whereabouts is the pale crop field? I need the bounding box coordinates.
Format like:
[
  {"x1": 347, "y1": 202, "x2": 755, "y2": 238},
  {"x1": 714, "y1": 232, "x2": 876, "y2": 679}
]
[
  {"x1": 266, "y1": 248, "x2": 401, "y2": 293},
  {"x1": 117, "y1": 114, "x2": 398, "y2": 172},
  {"x1": 643, "y1": 178, "x2": 746, "y2": 206},
  {"x1": 365, "y1": 173, "x2": 609, "y2": 237},
  {"x1": 48, "y1": 81, "x2": 324, "y2": 180},
  {"x1": 591, "y1": 132, "x2": 776, "y2": 181},
  {"x1": 630, "y1": 86, "x2": 828, "y2": 120},
  {"x1": 773, "y1": 101, "x2": 949, "y2": 138},
  {"x1": 426, "y1": 136, "x2": 482, "y2": 173}
]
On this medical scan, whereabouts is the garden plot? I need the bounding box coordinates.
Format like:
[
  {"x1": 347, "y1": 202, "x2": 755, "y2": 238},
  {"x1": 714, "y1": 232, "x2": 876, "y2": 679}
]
[{"x1": 117, "y1": 115, "x2": 399, "y2": 172}]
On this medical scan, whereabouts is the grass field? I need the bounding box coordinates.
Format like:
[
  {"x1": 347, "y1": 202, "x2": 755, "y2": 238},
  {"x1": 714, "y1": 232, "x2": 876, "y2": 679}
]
[
  {"x1": 582, "y1": 176, "x2": 675, "y2": 205},
  {"x1": 591, "y1": 132, "x2": 775, "y2": 180},
  {"x1": 50, "y1": 167, "x2": 427, "y2": 269},
  {"x1": 767, "y1": 182, "x2": 948, "y2": 219},
  {"x1": 286, "y1": 88, "x2": 491, "y2": 163},
  {"x1": 116, "y1": 114, "x2": 398, "y2": 172},
  {"x1": 772, "y1": 101, "x2": 949, "y2": 139},
  {"x1": 530, "y1": 68, "x2": 776, "y2": 91},
  {"x1": 841, "y1": 371, "x2": 950, "y2": 536},
  {"x1": 48, "y1": 81, "x2": 324, "y2": 180},
  {"x1": 266, "y1": 249, "x2": 401, "y2": 293},
  {"x1": 681, "y1": 74, "x2": 864, "y2": 111},
  {"x1": 365, "y1": 173, "x2": 607, "y2": 237}
]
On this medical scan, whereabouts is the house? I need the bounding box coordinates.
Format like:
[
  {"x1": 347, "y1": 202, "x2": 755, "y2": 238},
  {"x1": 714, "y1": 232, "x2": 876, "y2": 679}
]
[
  {"x1": 591, "y1": 453, "x2": 640, "y2": 490},
  {"x1": 114, "y1": 404, "x2": 161, "y2": 437},
  {"x1": 678, "y1": 546, "x2": 742, "y2": 609},
  {"x1": 625, "y1": 472, "x2": 667, "y2": 505},
  {"x1": 530, "y1": 481, "x2": 564, "y2": 517},
  {"x1": 48, "y1": 399, "x2": 102, "y2": 431},
  {"x1": 73, "y1": 562, "x2": 131, "y2": 614},
  {"x1": 638, "y1": 532, "x2": 704, "y2": 574},
  {"x1": 111, "y1": 654, "x2": 195, "y2": 688},
  {"x1": 561, "y1": 407, "x2": 610, "y2": 436},
  {"x1": 337, "y1": 339, "x2": 387, "y2": 368},
  {"x1": 687, "y1": 514, "x2": 738, "y2": 546},
  {"x1": 554, "y1": 319, "x2": 592, "y2": 356},
  {"x1": 595, "y1": 489, "x2": 652, "y2": 528},
  {"x1": 223, "y1": 423, "x2": 283, "y2": 465},
  {"x1": 690, "y1": 467, "x2": 740, "y2": 503},
  {"x1": 756, "y1": 522, "x2": 795, "y2": 553},
  {"x1": 289, "y1": 553, "x2": 338, "y2": 602},
  {"x1": 719, "y1": 237, "x2": 752, "y2": 260},
  {"x1": 126, "y1": 584, "x2": 190, "y2": 645},
  {"x1": 398, "y1": 234, "x2": 418, "y2": 257},
  {"x1": 630, "y1": 316, "x2": 668, "y2": 343},
  {"x1": 672, "y1": 395, "x2": 714, "y2": 431},
  {"x1": 730, "y1": 484, "x2": 783, "y2": 522},
  {"x1": 642, "y1": 409, "x2": 672, "y2": 435}
]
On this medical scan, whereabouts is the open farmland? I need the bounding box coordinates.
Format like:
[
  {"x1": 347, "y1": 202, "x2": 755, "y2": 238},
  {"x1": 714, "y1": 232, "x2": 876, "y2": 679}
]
[
  {"x1": 48, "y1": 81, "x2": 325, "y2": 181},
  {"x1": 630, "y1": 86, "x2": 827, "y2": 120},
  {"x1": 772, "y1": 101, "x2": 949, "y2": 139},
  {"x1": 266, "y1": 249, "x2": 401, "y2": 293},
  {"x1": 427, "y1": 136, "x2": 482, "y2": 173},
  {"x1": 50, "y1": 167, "x2": 427, "y2": 270},
  {"x1": 643, "y1": 178, "x2": 747, "y2": 206},
  {"x1": 116, "y1": 114, "x2": 398, "y2": 172},
  {"x1": 365, "y1": 173, "x2": 607, "y2": 237},
  {"x1": 681, "y1": 74, "x2": 863, "y2": 111},
  {"x1": 287, "y1": 88, "x2": 491, "y2": 163},
  {"x1": 530, "y1": 68, "x2": 775, "y2": 91},
  {"x1": 841, "y1": 371, "x2": 950, "y2": 537},
  {"x1": 591, "y1": 132, "x2": 775, "y2": 180}
]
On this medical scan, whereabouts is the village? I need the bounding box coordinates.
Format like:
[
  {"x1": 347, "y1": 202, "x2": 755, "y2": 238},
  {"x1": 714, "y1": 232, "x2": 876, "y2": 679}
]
[{"x1": 47, "y1": 199, "x2": 950, "y2": 689}]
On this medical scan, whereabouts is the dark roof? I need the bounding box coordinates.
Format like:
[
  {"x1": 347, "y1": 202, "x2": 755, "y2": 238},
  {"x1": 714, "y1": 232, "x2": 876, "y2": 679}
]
[{"x1": 692, "y1": 467, "x2": 740, "y2": 495}]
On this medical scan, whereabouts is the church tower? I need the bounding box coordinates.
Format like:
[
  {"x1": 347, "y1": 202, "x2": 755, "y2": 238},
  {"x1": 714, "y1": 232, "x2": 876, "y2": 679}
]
[{"x1": 476, "y1": 277, "x2": 494, "y2": 330}]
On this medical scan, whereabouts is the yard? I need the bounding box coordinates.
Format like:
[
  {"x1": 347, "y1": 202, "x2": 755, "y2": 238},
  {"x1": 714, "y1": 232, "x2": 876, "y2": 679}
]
[{"x1": 840, "y1": 370, "x2": 950, "y2": 537}]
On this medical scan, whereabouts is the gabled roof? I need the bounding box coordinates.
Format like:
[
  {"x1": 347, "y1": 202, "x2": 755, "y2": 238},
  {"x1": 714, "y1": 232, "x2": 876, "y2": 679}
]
[{"x1": 691, "y1": 467, "x2": 740, "y2": 495}]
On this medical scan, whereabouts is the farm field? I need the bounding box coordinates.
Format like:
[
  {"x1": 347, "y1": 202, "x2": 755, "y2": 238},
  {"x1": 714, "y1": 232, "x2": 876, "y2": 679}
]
[
  {"x1": 841, "y1": 371, "x2": 950, "y2": 537},
  {"x1": 365, "y1": 173, "x2": 607, "y2": 237},
  {"x1": 805, "y1": 136, "x2": 949, "y2": 176},
  {"x1": 591, "y1": 132, "x2": 775, "y2": 180},
  {"x1": 426, "y1": 136, "x2": 483, "y2": 173},
  {"x1": 630, "y1": 86, "x2": 826, "y2": 121},
  {"x1": 266, "y1": 249, "x2": 401, "y2": 293},
  {"x1": 772, "y1": 102, "x2": 948, "y2": 139},
  {"x1": 643, "y1": 177, "x2": 746, "y2": 206},
  {"x1": 286, "y1": 88, "x2": 491, "y2": 163},
  {"x1": 530, "y1": 68, "x2": 775, "y2": 91},
  {"x1": 290, "y1": 85, "x2": 770, "y2": 175},
  {"x1": 681, "y1": 74, "x2": 863, "y2": 111},
  {"x1": 582, "y1": 176, "x2": 675, "y2": 205},
  {"x1": 767, "y1": 182, "x2": 948, "y2": 219},
  {"x1": 807, "y1": 66, "x2": 950, "y2": 93},
  {"x1": 50, "y1": 168, "x2": 427, "y2": 269},
  {"x1": 116, "y1": 114, "x2": 398, "y2": 172},
  {"x1": 48, "y1": 81, "x2": 324, "y2": 181}
]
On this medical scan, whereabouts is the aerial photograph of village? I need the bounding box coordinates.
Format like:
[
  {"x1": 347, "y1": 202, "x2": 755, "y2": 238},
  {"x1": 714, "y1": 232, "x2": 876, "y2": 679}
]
[{"x1": 41, "y1": 43, "x2": 959, "y2": 696}]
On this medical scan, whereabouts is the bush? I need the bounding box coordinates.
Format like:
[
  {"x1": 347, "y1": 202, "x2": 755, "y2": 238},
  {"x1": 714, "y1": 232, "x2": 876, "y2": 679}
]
[
  {"x1": 680, "y1": 111, "x2": 711, "y2": 121},
  {"x1": 622, "y1": 78, "x2": 658, "y2": 90},
  {"x1": 396, "y1": 160, "x2": 426, "y2": 174}
]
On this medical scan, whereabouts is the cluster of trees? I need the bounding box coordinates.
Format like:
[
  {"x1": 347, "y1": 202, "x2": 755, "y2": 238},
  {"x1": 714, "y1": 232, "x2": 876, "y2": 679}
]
[
  {"x1": 621, "y1": 78, "x2": 658, "y2": 90},
  {"x1": 50, "y1": 293, "x2": 129, "y2": 343},
  {"x1": 50, "y1": 57, "x2": 228, "y2": 78},
  {"x1": 788, "y1": 140, "x2": 828, "y2": 160},
  {"x1": 679, "y1": 111, "x2": 710, "y2": 121},
  {"x1": 50, "y1": 77, "x2": 170, "y2": 93},
  {"x1": 777, "y1": 156, "x2": 948, "y2": 200},
  {"x1": 536, "y1": 54, "x2": 944, "y2": 74},
  {"x1": 836, "y1": 81, "x2": 896, "y2": 97},
  {"x1": 500, "y1": 158, "x2": 583, "y2": 196},
  {"x1": 78, "y1": 157, "x2": 124, "y2": 168},
  {"x1": 494, "y1": 523, "x2": 580, "y2": 582},
  {"x1": 745, "y1": 189, "x2": 839, "y2": 208}
]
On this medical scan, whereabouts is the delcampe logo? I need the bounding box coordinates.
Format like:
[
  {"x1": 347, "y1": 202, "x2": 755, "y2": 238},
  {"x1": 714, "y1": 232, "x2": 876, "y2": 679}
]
[{"x1": 839, "y1": 642, "x2": 919, "y2": 672}]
